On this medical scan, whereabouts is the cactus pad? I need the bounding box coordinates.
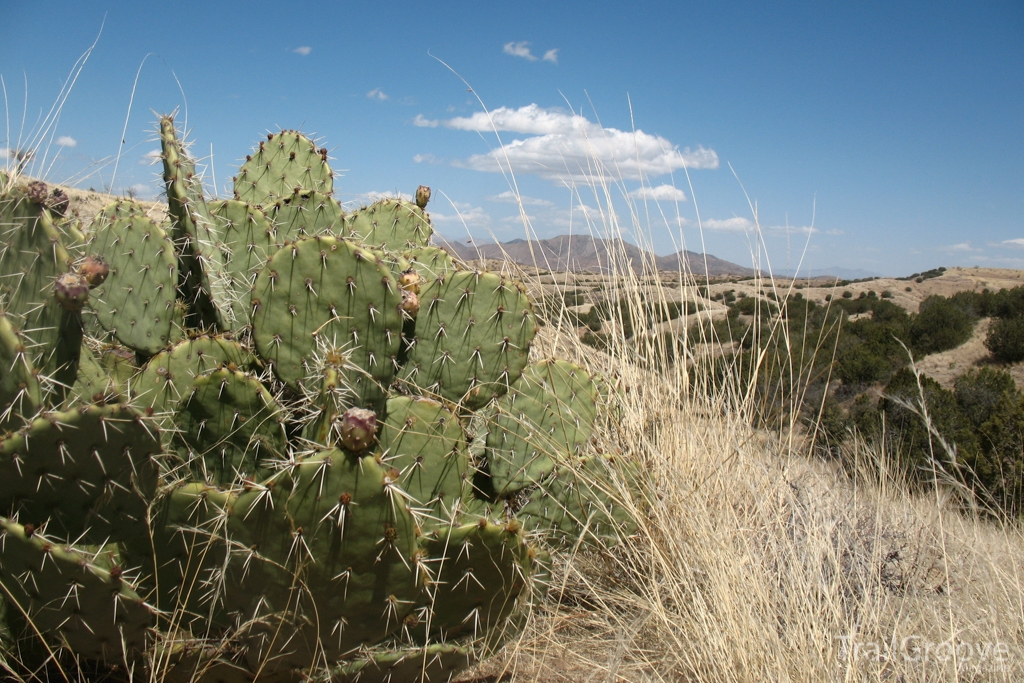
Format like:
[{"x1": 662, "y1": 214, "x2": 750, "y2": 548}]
[
  {"x1": 269, "y1": 189, "x2": 344, "y2": 242},
  {"x1": 0, "y1": 404, "x2": 161, "y2": 547},
  {"x1": 0, "y1": 518, "x2": 152, "y2": 662},
  {"x1": 86, "y1": 206, "x2": 179, "y2": 354},
  {"x1": 400, "y1": 270, "x2": 537, "y2": 409},
  {"x1": 252, "y1": 236, "x2": 403, "y2": 404},
  {"x1": 0, "y1": 313, "x2": 41, "y2": 426},
  {"x1": 486, "y1": 360, "x2": 600, "y2": 496},
  {"x1": 345, "y1": 198, "x2": 432, "y2": 251},
  {"x1": 234, "y1": 131, "x2": 333, "y2": 207}
]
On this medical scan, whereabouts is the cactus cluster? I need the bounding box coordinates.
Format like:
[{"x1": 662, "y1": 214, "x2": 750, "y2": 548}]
[{"x1": 0, "y1": 117, "x2": 639, "y2": 682}]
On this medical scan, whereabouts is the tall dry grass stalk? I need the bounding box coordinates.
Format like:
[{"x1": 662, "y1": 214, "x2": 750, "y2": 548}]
[{"x1": 458, "y1": 148, "x2": 1024, "y2": 682}]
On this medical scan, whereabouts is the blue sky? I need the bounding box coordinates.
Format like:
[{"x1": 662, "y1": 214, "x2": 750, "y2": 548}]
[{"x1": 2, "y1": 1, "x2": 1021, "y2": 277}]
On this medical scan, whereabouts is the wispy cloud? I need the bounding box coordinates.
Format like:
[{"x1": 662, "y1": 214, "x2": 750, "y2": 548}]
[
  {"x1": 141, "y1": 149, "x2": 162, "y2": 165},
  {"x1": 1002, "y1": 238, "x2": 1024, "y2": 248},
  {"x1": 504, "y1": 41, "x2": 538, "y2": 61},
  {"x1": 56, "y1": 136, "x2": 77, "y2": 147},
  {"x1": 628, "y1": 184, "x2": 687, "y2": 201},
  {"x1": 293, "y1": 46, "x2": 312, "y2": 56},
  {"x1": 939, "y1": 242, "x2": 980, "y2": 253},
  {"x1": 488, "y1": 190, "x2": 554, "y2": 206},
  {"x1": 0, "y1": 148, "x2": 9, "y2": 159},
  {"x1": 543, "y1": 49, "x2": 559, "y2": 64},
  {"x1": 415, "y1": 104, "x2": 718, "y2": 182},
  {"x1": 430, "y1": 201, "x2": 491, "y2": 227},
  {"x1": 702, "y1": 217, "x2": 753, "y2": 232},
  {"x1": 360, "y1": 190, "x2": 412, "y2": 203},
  {"x1": 367, "y1": 88, "x2": 388, "y2": 101},
  {"x1": 413, "y1": 153, "x2": 442, "y2": 164}
]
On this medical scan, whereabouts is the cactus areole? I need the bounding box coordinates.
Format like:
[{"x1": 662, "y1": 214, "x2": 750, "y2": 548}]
[{"x1": 0, "y1": 115, "x2": 638, "y2": 683}]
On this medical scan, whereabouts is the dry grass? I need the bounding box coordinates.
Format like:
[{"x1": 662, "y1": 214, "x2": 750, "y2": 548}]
[{"x1": 452, "y1": 175, "x2": 1024, "y2": 682}]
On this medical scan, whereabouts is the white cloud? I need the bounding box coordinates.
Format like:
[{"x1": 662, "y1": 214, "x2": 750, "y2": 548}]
[
  {"x1": 367, "y1": 88, "x2": 388, "y2": 101},
  {"x1": 56, "y1": 136, "x2": 77, "y2": 147},
  {"x1": 487, "y1": 190, "x2": 553, "y2": 206},
  {"x1": 503, "y1": 41, "x2": 537, "y2": 61},
  {"x1": 141, "y1": 149, "x2": 162, "y2": 165},
  {"x1": 293, "y1": 46, "x2": 312, "y2": 56},
  {"x1": 413, "y1": 114, "x2": 439, "y2": 128},
  {"x1": 0, "y1": 148, "x2": 8, "y2": 159},
  {"x1": 543, "y1": 49, "x2": 559, "y2": 64},
  {"x1": 1002, "y1": 238, "x2": 1024, "y2": 248},
  {"x1": 628, "y1": 184, "x2": 687, "y2": 201},
  {"x1": 420, "y1": 104, "x2": 717, "y2": 182},
  {"x1": 413, "y1": 153, "x2": 441, "y2": 164},
  {"x1": 430, "y1": 201, "x2": 490, "y2": 227},
  {"x1": 939, "y1": 242, "x2": 979, "y2": 253},
  {"x1": 703, "y1": 217, "x2": 754, "y2": 232}
]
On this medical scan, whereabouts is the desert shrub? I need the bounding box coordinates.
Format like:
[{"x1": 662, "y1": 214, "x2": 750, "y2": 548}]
[
  {"x1": 908, "y1": 295, "x2": 975, "y2": 356},
  {"x1": 985, "y1": 315, "x2": 1024, "y2": 362},
  {"x1": 880, "y1": 369, "x2": 979, "y2": 479},
  {"x1": 881, "y1": 290, "x2": 893, "y2": 299},
  {"x1": 842, "y1": 290, "x2": 853, "y2": 299}
]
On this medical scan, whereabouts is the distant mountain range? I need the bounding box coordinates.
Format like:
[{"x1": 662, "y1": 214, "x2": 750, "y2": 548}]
[{"x1": 436, "y1": 234, "x2": 758, "y2": 277}]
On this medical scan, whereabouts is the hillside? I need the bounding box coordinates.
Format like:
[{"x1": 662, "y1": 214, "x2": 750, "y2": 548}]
[{"x1": 438, "y1": 233, "x2": 757, "y2": 277}]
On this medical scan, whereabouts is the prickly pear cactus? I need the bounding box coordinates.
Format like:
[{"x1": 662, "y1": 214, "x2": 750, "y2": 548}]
[{"x1": 0, "y1": 118, "x2": 639, "y2": 683}]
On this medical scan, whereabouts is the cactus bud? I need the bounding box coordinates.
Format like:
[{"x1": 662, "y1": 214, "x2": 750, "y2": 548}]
[
  {"x1": 78, "y1": 255, "x2": 110, "y2": 288},
  {"x1": 400, "y1": 290, "x2": 420, "y2": 318},
  {"x1": 337, "y1": 407, "x2": 377, "y2": 452},
  {"x1": 415, "y1": 185, "x2": 431, "y2": 209},
  {"x1": 53, "y1": 272, "x2": 89, "y2": 312},
  {"x1": 398, "y1": 269, "x2": 421, "y2": 295},
  {"x1": 26, "y1": 180, "x2": 48, "y2": 205},
  {"x1": 48, "y1": 188, "x2": 70, "y2": 216}
]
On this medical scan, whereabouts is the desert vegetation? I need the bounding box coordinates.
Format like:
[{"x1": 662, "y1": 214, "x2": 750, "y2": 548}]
[{"x1": 2, "y1": 99, "x2": 1023, "y2": 683}]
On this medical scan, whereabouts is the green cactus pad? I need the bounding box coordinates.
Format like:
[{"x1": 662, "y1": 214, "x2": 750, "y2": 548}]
[
  {"x1": 207, "y1": 199, "x2": 277, "y2": 329},
  {"x1": 134, "y1": 336, "x2": 252, "y2": 426},
  {"x1": 160, "y1": 116, "x2": 234, "y2": 331},
  {"x1": 400, "y1": 270, "x2": 537, "y2": 409},
  {"x1": 66, "y1": 344, "x2": 119, "y2": 407},
  {"x1": 0, "y1": 404, "x2": 161, "y2": 547},
  {"x1": 144, "y1": 482, "x2": 236, "y2": 631},
  {"x1": 403, "y1": 245, "x2": 459, "y2": 284},
  {"x1": 234, "y1": 131, "x2": 333, "y2": 207},
  {"x1": 333, "y1": 643, "x2": 474, "y2": 683},
  {"x1": 378, "y1": 395, "x2": 469, "y2": 527},
  {"x1": 410, "y1": 520, "x2": 531, "y2": 644},
  {"x1": 301, "y1": 355, "x2": 359, "y2": 448},
  {"x1": 0, "y1": 518, "x2": 152, "y2": 662},
  {"x1": 516, "y1": 454, "x2": 640, "y2": 549},
  {"x1": 269, "y1": 189, "x2": 344, "y2": 242},
  {"x1": 486, "y1": 360, "x2": 600, "y2": 496},
  {"x1": 0, "y1": 182, "x2": 77, "y2": 384},
  {"x1": 251, "y1": 236, "x2": 403, "y2": 405},
  {"x1": 86, "y1": 206, "x2": 179, "y2": 354},
  {"x1": 345, "y1": 198, "x2": 432, "y2": 251},
  {"x1": 175, "y1": 368, "x2": 288, "y2": 484},
  {"x1": 0, "y1": 312, "x2": 41, "y2": 427},
  {"x1": 227, "y1": 450, "x2": 420, "y2": 667}
]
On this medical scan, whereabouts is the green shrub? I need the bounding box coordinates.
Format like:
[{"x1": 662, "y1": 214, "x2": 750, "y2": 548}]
[
  {"x1": 908, "y1": 295, "x2": 975, "y2": 356},
  {"x1": 842, "y1": 290, "x2": 853, "y2": 299},
  {"x1": 985, "y1": 316, "x2": 1024, "y2": 363}
]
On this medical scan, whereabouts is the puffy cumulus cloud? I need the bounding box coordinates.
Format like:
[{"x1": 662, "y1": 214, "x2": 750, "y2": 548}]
[
  {"x1": 413, "y1": 114, "x2": 439, "y2": 128},
  {"x1": 543, "y1": 49, "x2": 559, "y2": 64},
  {"x1": 503, "y1": 41, "x2": 537, "y2": 61},
  {"x1": 293, "y1": 46, "x2": 312, "y2": 56},
  {"x1": 0, "y1": 148, "x2": 9, "y2": 159},
  {"x1": 429, "y1": 105, "x2": 716, "y2": 182},
  {"x1": 141, "y1": 149, "x2": 162, "y2": 165},
  {"x1": 56, "y1": 136, "x2": 77, "y2": 147},
  {"x1": 367, "y1": 88, "x2": 388, "y2": 101},
  {"x1": 487, "y1": 190, "x2": 553, "y2": 206},
  {"x1": 1002, "y1": 238, "x2": 1024, "y2": 248},
  {"x1": 628, "y1": 184, "x2": 687, "y2": 201}
]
